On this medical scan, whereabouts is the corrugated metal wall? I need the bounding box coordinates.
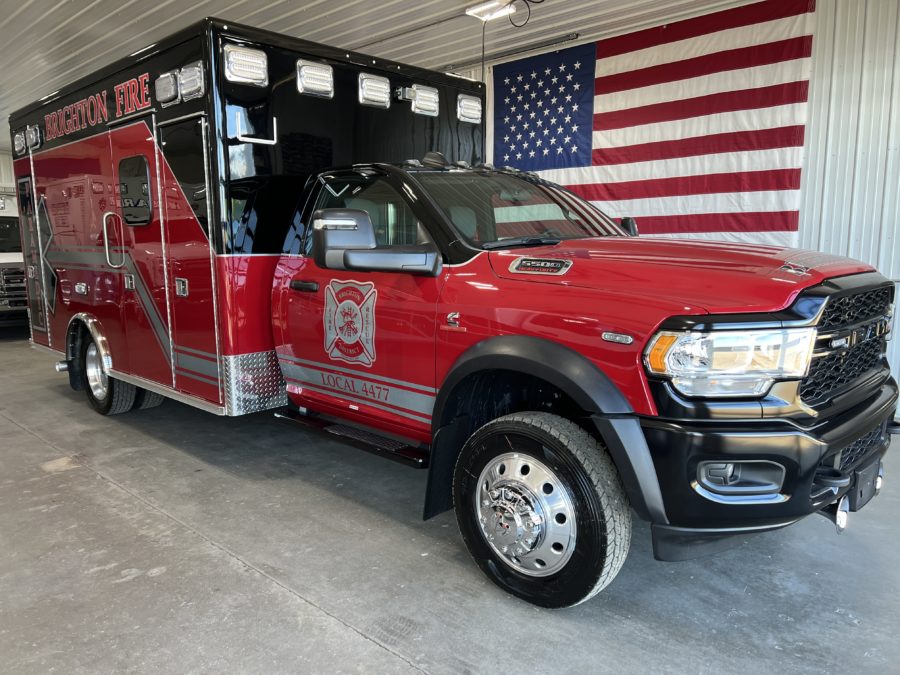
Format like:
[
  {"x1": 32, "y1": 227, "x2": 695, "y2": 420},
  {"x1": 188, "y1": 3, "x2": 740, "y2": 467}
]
[{"x1": 799, "y1": 0, "x2": 900, "y2": 377}]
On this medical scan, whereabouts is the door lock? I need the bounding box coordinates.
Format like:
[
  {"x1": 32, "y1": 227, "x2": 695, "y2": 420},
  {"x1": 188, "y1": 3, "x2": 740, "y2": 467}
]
[
  {"x1": 175, "y1": 277, "x2": 189, "y2": 297},
  {"x1": 124, "y1": 274, "x2": 135, "y2": 291}
]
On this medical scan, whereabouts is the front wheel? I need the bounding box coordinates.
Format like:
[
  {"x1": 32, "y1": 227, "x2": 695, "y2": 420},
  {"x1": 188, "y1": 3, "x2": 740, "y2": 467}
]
[
  {"x1": 80, "y1": 334, "x2": 136, "y2": 415},
  {"x1": 453, "y1": 412, "x2": 631, "y2": 608}
]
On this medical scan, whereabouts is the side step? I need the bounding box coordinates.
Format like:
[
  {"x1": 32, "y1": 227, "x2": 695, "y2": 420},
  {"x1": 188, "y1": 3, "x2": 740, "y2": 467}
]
[{"x1": 274, "y1": 408, "x2": 429, "y2": 468}]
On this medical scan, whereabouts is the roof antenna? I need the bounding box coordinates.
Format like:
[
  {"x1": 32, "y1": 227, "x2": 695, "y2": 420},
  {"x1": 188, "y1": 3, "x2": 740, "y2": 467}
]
[{"x1": 422, "y1": 151, "x2": 449, "y2": 168}]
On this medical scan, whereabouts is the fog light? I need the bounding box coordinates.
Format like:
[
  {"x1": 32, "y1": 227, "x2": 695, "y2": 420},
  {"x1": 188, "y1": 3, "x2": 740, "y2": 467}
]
[{"x1": 695, "y1": 459, "x2": 785, "y2": 503}]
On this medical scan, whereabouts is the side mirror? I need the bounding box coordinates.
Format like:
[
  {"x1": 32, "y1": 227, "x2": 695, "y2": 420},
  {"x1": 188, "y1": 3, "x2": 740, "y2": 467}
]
[
  {"x1": 620, "y1": 216, "x2": 639, "y2": 237},
  {"x1": 311, "y1": 208, "x2": 442, "y2": 276},
  {"x1": 312, "y1": 208, "x2": 377, "y2": 270}
]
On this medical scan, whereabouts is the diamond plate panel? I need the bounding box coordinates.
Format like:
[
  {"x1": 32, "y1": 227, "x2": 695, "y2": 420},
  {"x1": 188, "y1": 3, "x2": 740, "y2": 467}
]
[{"x1": 222, "y1": 350, "x2": 288, "y2": 416}]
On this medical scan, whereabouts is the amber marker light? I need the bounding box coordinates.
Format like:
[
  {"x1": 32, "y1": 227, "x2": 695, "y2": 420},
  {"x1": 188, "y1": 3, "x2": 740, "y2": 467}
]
[{"x1": 646, "y1": 333, "x2": 678, "y2": 373}]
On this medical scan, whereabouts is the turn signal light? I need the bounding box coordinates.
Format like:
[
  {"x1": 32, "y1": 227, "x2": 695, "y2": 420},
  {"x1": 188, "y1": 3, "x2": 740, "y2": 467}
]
[{"x1": 646, "y1": 333, "x2": 677, "y2": 373}]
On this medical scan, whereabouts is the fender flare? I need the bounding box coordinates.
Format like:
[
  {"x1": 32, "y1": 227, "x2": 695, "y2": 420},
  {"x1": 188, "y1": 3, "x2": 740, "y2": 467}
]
[
  {"x1": 66, "y1": 313, "x2": 114, "y2": 371},
  {"x1": 425, "y1": 335, "x2": 667, "y2": 524}
]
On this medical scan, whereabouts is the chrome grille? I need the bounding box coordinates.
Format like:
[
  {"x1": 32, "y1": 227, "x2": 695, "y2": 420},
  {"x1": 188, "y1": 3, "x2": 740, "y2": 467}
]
[
  {"x1": 799, "y1": 286, "x2": 893, "y2": 408},
  {"x1": 0, "y1": 267, "x2": 27, "y2": 308}
]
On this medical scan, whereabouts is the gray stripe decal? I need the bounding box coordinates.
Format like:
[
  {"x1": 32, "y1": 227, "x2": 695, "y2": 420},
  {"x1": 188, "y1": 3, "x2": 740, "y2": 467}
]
[
  {"x1": 293, "y1": 381, "x2": 432, "y2": 423},
  {"x1": 176, "y1": 368, "x2": 220, "y2": 387},
  {"x1": 174, "y1": 344, "x2": 217, "y2": 359},
  {"x1": 174, "y1": 351, "x2": 219, "y2": 379},
  {"x1": 46, "y1": 249, "x2": 169, "y2": 364},
  {"x1": 281, "y1": 361, "x2": 434, "y2": 420},
  {"x1": 280, "y1": 354, "x2": 438, "y2": 394}
]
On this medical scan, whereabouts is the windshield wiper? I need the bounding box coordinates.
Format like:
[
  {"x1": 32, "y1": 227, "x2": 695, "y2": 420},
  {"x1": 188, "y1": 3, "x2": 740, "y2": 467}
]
[{"x1": 481, "y1": 236, "x2": 561, "y2": 250}]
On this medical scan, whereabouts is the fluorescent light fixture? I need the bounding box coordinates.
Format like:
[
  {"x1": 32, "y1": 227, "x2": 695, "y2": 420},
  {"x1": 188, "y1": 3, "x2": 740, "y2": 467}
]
[
  {"x1": 223, "y1": 44, "x2": 268, "y2": 87},
  {"x1": 358, "y1": 73, "x2": 391, "y2": 108},
  {"x1": 411, "y1": 85, "x2": 439, "y2": 116},
  {"x1": 457, "y1": 94, "x2": 482, "y2": 123},
  {"x1": 297, "y1": 59, "x2": 334, "y2": 98},
  {"x1": 465, "y1": 0, "x2": 516, "y2": 22},
  {"x1": 154, "y1": 72, "x2": 180, "y2": 105},
  {"x1": 444, "y1": 32, "x2": 580, "y2": 71},
  {"x1": 179, "y1": 62, "x2": 205, "y2": 101}
]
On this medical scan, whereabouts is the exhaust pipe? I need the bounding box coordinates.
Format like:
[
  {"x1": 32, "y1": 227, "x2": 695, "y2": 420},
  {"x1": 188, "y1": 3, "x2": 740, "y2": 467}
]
[{"x1": 54, "y1": 360, "x2": 69, "y2": 373}]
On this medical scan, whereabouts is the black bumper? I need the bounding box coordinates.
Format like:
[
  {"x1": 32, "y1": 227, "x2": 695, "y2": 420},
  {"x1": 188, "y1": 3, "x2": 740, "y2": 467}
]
[{"x1": 633, "y1": 377, "x2": 897, "y2": 561}]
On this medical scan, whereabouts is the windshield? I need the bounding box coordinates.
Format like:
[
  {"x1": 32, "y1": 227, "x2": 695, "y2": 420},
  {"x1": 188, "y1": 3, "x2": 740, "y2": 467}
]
[
  {"x1": 0, "y1": 217, "x2": 21, "y2": 253},
  {"x1": 412, "y1": 172, "x2": 623, "y2": 249}
]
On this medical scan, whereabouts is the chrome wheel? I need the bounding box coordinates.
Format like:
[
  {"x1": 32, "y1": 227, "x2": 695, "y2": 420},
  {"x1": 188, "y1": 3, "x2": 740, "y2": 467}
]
[
  {"x1": 84, "y1": 342, "x2": 108, "y2": 401},
  {"x1": 476, "y1": 451, "x2": 577, "y2": 577}
]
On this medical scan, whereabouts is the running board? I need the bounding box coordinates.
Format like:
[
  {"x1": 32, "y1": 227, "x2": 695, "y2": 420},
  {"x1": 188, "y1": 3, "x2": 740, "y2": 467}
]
[{"x1": 273, "y1": 408, "x2": 429, "y2": 468}]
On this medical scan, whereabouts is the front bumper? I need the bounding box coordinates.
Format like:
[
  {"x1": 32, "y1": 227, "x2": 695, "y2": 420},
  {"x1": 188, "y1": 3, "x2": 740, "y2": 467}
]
[{"x1": 639, "y1": 376, "x2": 897, "y2": 560}]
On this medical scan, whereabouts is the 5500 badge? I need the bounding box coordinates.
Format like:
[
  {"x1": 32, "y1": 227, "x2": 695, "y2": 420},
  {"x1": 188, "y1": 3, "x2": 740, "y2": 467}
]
[{"x1": 324, "y1": 280, "x2": 377, "y2": 367}]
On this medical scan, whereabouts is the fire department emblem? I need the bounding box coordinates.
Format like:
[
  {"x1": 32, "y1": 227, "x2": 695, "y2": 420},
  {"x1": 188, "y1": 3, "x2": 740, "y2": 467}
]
[{"x1": 324, "y1": 280, "x2": 377, "y2": 366}]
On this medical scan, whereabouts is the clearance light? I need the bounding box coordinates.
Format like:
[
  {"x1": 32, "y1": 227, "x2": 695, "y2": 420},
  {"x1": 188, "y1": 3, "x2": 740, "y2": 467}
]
[
  {"x1": 457, "y1": 94, "x2": 482, "y2": 123},
  {"x1": 411, "y1": 84, "x2": 439, "y2": 117},
  {"x1": 465, "y1": 0, "x2": 516, "y2": 22},
  {"x1": 154, "y1": 72, "x2": 180, "y2": 106},
  {"x1": 13, "y1": 132, "x2": 26, "y2": 155},
  {"x1": 645, "y1": 328, "x2": 816, "y2": 398},
  {"x1": 179, "y1": 62, "x2": 205, "y2": 101},
  {"x1": 223, "y1": 44, "x2": 268, "y2": 87},
  {"x1": 297, "y1": 60, "x2": 334, "y2": 98},
  {"x1": 358, "y1": 73, "x2": 391, "y2": 108}
]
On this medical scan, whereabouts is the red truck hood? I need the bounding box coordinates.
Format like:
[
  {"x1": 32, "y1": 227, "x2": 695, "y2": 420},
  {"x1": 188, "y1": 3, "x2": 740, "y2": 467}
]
[{"x1": 488, "y1": 237, "x2": 874, "y2": 314}]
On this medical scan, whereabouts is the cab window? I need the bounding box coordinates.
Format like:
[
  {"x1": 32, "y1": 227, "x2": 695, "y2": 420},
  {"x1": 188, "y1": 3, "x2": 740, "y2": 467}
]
[{"x1": 311, "y1": 175, "x2": 431, "y2": 247}]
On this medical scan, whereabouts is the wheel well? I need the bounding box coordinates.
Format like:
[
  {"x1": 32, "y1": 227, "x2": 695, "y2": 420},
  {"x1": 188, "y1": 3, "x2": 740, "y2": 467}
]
[
  {"x1": 65, "y1": 319, "x2": 89, "y2": 391},
  {"x1": 438, "y1": 369, "x2": 592, "y2": 440}
]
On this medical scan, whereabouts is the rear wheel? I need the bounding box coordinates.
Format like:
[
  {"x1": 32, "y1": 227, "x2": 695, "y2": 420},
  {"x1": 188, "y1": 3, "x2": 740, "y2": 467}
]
[
  {"x1": 133, "y1": 388, "x2": 165, "y2": 410},
  {"x1": 453, "y1": 412, "x2": 631, "y2": 608},
  {"x1": 80, "y1": 335, "x2": 135, "y2": 415}
]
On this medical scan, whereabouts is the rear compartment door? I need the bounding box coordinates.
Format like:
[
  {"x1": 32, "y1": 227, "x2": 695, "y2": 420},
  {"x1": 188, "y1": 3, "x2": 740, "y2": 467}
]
[
  {"x1": 157, "y1": 115, "x2": 222, "y2": 403},
  {"x1": 108, "y1": 118, "x2": 172, "y2": 385},
  {"x1": 15, "y1": 177, "x2": 49, "y2": 339}
]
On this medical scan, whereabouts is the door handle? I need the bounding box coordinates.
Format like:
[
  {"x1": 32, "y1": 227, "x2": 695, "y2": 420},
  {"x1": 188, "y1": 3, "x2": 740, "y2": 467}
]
[
  {"x1": 290, "y1": 280, "x2": 319, "y2": 292},
  {"x1": 101, "y1": 211, "x2": 125, "y2": 268}
]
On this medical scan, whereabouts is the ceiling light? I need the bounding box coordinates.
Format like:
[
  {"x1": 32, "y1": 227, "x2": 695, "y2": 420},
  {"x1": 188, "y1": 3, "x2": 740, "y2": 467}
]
[{"x1": 465, "y1": 1, "x2": 516, "y2": 22}]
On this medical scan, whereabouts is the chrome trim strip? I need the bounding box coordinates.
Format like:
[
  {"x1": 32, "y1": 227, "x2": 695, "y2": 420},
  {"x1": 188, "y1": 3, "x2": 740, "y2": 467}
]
[
  {"x1": 26, "y1": 151, "x2": 52, "y2": 346},
  {"x1": 108, "y1": 108, "x2": 159, "y2": 127},
  {"x1": 156, "y1": 111, "x2": 207, "y2": 128},
  {"x1": 200, "y1": 116, "x2": 225, "y2": 405},
  {"x1": 29, "y1": 341, "x2": 64, "y2": 358},
  {"x1": 151, "y1": 114, "x2": 177, "y2": 390},
  {"x1": 278, "y1": 354, "x2": 438, "y2": 394},
  {"x1": 108, "y1": 369, "x2": 226, "y2": 415}
]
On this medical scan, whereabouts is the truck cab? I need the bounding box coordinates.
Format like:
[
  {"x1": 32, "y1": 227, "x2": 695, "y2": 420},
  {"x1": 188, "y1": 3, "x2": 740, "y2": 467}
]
[
  {"x1": 270, "y1": 158, "x2": 896, "y2": 607},
  {"x1": 0, "y1": 216, "x2": 27, "y2": 326}
]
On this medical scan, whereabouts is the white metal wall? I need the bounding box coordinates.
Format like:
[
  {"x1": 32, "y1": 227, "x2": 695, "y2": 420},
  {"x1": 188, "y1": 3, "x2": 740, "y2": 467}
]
[{"x1": 799, "y1": 0, "x2": 900, "y2": 377}]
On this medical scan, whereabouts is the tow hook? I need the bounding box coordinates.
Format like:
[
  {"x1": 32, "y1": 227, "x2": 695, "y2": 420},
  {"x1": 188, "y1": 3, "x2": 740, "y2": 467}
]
[
  {"x1": 821, "y1": 495, "x2": 851, "y2": 534},
  {"x1": 874, "y1": 464, "x2": 884, "y2": 496},
  {"x1": 54, "y1": 360, "x2": 69, "y2": 373}
]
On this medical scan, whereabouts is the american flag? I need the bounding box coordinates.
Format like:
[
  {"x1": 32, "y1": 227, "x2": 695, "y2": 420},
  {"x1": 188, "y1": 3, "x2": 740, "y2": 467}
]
[{"x1": 492, "y1": 0, "x2": 816, "y2": 242}]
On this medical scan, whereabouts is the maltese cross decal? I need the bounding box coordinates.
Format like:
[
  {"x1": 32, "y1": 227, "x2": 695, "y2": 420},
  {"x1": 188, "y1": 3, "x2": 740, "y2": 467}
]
[{"x1": 324, "y1": 280, "x2": 377, "y2": 367}]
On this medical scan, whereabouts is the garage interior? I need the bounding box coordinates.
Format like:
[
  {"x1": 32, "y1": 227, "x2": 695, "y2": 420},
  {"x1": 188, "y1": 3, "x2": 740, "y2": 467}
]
[{"x1": 1, "y1": 0, "x2": 899, "y2": 672}]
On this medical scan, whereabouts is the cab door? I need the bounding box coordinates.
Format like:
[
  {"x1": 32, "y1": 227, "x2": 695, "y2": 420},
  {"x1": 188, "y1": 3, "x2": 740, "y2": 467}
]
[{"x1": 278, "y1": 172, "x2": 441, "y2": 440}]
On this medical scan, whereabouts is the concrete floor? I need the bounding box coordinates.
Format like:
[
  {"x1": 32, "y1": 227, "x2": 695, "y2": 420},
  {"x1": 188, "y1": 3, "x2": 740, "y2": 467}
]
[{"x1": 1, "y1": 326, "x2": 898, "y2": 674}]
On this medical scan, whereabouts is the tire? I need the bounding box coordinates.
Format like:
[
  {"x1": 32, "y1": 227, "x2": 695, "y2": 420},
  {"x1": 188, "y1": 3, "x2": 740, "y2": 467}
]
[
  {"x1": 453, "y1": 412, "x2": 631, "y2": 608},
  {"x1": 133, "y1": 388, "x2": 165, "y2": 410},
  {"x1": 80, "y1": 334, "x2": 136, "y2": 415}
]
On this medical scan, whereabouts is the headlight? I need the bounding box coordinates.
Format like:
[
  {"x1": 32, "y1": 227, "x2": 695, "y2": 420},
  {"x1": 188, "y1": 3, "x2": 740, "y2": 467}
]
[{"x1": 645, "y1": 327, "x2": 816, "y2": 397}]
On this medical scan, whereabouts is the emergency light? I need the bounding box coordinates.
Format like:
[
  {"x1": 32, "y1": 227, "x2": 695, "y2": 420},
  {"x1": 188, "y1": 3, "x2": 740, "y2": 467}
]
[
  {"x1": 154, "y1": 72, "x2": 180, "y2": 106},
  {"x1": 25, "y1": 125, "x2": 41, "y2": 150},
  {"x1": 178, "y1": 62, "x2": 205, "y2": 101},
  {"x1": 223, "y1": 44, "x2": 268, "y2": 87},
  {"x1": 456, "y1": 94, "x2": 482, "y2": 123},
  {"x1": 13, "y1": 132, "x2": 26, "y2": 155},
  {"x1": 358, "y1": 73, "x2": 391, "y2": 108},
  {"x1": 296, "y1": 60, "x2": 334, "y2": 98},
  {"x1": 410, "y1": 85, "x2": 439, "y2": 116}
]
